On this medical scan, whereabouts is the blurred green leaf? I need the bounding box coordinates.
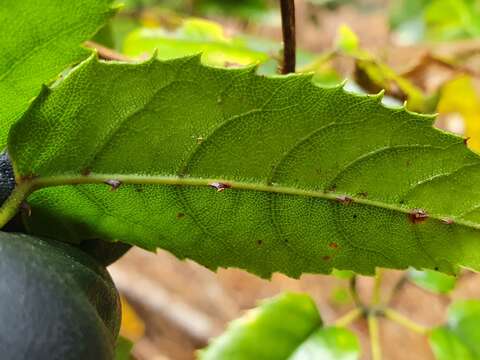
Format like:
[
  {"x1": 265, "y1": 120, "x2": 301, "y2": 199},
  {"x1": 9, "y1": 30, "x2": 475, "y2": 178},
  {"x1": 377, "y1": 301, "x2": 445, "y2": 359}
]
[
  {"x1": 430, "y1": 300, "x2": 480, "y2": 360},
  {"x1": 290, "y1": 327, "x2": 360, "y2": 360},
  {"x1": 408, "y1": 268, "x2": 456, "y2": 294},
  {"x1": 390, "y1": 0, "x2": 480, "y2": 42},
  {"x1": 335, "y1": 24, "x2": 359, "y2": 54},
  {"x1": 425, "y1": 0, "x2": 480, "y2": 40},
  {"x1": 429, "y1": 328, "x2": 474, "y2": 360},
  {"x1": 123, "y1": 18, "x2": 268, "y2": 66},
  {"x1": 115, "y1": 336, "x2": 134, "y2": 360},
  {"x1": 200, "y1": 292, "x2": 359, "y2": 360},
  {"x1": 195, "y1": 0, "x2": 269, "y2": 20},
  {"x1": 331, "y1": 269, "x2": 355, "y2": 280},
  {"x1": 389, "y1": 0, "x2": 431, "y2": 29},
  {"x1": 199, "y1": 293, "x2": 322, "y2": 360}
]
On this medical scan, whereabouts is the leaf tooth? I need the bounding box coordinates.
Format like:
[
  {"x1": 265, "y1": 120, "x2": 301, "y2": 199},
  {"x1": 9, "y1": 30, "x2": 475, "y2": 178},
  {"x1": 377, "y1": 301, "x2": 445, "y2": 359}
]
[{"x1": 372, "y1": 89, "x2": 385, "y2": 102}]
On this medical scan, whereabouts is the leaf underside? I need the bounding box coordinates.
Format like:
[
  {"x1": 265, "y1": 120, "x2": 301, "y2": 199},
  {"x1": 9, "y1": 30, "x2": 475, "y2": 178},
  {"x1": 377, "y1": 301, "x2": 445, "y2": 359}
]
[
  {"x1": 0, "y1": 0, "x2": 115, "y2": 149},
  {"x1": 9, "y1": 55, "x2": 480, "y2": 278}
]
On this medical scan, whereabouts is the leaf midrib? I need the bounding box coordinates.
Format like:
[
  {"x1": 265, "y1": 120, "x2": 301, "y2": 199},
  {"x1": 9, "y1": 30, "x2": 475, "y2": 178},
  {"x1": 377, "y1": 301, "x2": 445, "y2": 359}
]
[{"x1": 27, "y1": 173, "x2": 477, "y2": 230}]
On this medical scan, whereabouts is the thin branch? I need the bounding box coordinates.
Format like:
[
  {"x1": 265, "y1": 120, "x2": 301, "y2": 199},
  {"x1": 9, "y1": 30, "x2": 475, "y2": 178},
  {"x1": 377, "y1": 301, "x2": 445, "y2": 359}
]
[
  {"x1": 279, "y1": 0, "x2": 296, "y2": 74},
  {"x1": 333, "y1": 308, "x2": 363, "y2": 327},
  {"x1": 372, "y1": 268, "x2": 383, "y2": 306},
  {"x1": 349, "y1": 276, "x2": 363, "y2": 307},
  {"x1": 383, "y1": 308, "x2": 429, "y2": 335},
  {"x1": 368, "y1": 314, "x2": 382, "y2": 360},
  {"x1": 84, "y1": 41, "x2": 131, "y2": 62},
  {"x1": 384, "y1": 273, "x2": 408, "y2": 305}
]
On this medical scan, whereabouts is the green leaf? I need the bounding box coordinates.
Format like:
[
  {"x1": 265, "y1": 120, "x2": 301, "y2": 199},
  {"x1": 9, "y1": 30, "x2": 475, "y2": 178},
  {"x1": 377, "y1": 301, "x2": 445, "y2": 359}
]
[
  {"x1": 408, "y1": 268, "x2": 456, "y2": 294},
  {"x1": 425, "y1": 0, "x2": 480, "y2": 40},
  {"x1": 199, "y1": 292, "x2": 322, "y2": 360},
  {"x1": 115, "y1": 336, "x2": 134, "y2": 360},
  {"x1": 123, "y1": 18, "x2": 268, "y2": 67},
  {"x1": 429, "y1": 328, "x2": 474, "y2": 360},
  {"x1": 289, "y1": 327, "x2": 360, "y2": 360},
  {"x1": 429, "y1": 300, "x2": 480, "y2": 360},
  {"x1": 0, "y1": 0, "x2": 116, "y2": 149},
  {"x1": 8, "y1": 55, "x2": 480, "y2": 277}
]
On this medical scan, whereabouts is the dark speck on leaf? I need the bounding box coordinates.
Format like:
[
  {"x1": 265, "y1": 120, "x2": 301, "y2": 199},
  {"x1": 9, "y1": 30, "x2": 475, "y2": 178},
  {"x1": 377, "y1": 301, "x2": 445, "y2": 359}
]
[
  {"x1": 176, "y1": 212, "x2": 185, "y2": 219},
  {"x1": 329, "y1": 242, "x2": 339, "y2": 249},
  {"x1": 257, "y1": 240, "x2": 263, "y2": 245},
  {"x1": 434, "y1": 267, "x2": 439, "y2": 271},
  {"x1": 409, "y1": 209, "x2": 428, "y2": 223},
  {"x1": 322, "y1": 255, "x2": 331, "y2": 261}
]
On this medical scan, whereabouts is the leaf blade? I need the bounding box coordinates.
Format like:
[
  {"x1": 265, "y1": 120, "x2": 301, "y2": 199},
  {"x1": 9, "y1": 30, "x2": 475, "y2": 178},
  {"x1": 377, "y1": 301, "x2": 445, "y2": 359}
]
[
  {"x1": 0, "y1": 0, "x2": 116, "y2": 148},
  {"x1": 199, "y1": 292, "x2": 322, "y2": 360},
  {"x1": 9, "y1": 55, "x2": 480, "y2": 277}
]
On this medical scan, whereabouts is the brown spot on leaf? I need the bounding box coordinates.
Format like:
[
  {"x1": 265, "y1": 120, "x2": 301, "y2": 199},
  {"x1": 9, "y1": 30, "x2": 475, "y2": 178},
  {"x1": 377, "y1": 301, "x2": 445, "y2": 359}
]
[
  {"x1": 322, "y1": 255, "x2": 331, "y2": 261},
  {"x1": 326, "y1": 184, "x2": 337, "y2": 193},
  {"x1": 176, "y1": 212, "x2": 185, "y2": 219},
  {"x1": 104, "y1": 179, "x2": 122, "y2": 191},
  {"x1": 81, "y1": 167, "x2": 91, "y2": 176},
  {"x1": 464, "y1": 137, "x2": 471, "y2": 145},
  {"x1": 409, "y1": 209, "x2": 428, "y2": 223},
  {"x1": 257, "y1": 240, "x2": 263, "y2": 245},
  {"x1": 210, "y1": 182, "x2": 231, "y2": 192},
  {"x1": 336, "y1": 195, "x2": 353, "y2": 205},
  {"x1": 329, "y1": 242, "x2": 339, "y2": 249}
]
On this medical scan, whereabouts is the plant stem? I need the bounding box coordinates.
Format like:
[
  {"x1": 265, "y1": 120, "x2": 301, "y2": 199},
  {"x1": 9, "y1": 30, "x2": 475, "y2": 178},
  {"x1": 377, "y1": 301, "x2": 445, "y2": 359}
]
[
  {"x1": 384, "y1": 273, "x2": 408, "y2": 305},
  {"x1": 383, "y1": 308, "x2": 429, "y2": 335},
  {"x1": 84, "y1": 41, "x2": 131, "y2": 62},
  {"x1": 372, "y1": 268, "x2": 383, "y2": 306},
  {"x1": 0, "y1": 182, "x2": 33, "y2": 228},
  {"x1": 368, "y1": 314, "x2": 382, "y2": 360},
  {"x1": 349, "y1": 275, "x2": 363, "y2": 307},
  {"x1": 334, "y1": 307, "x2": 363, "y2": 327},
  {"x1": 279, "y1": 0, "x2": 296, "y2": 74}
]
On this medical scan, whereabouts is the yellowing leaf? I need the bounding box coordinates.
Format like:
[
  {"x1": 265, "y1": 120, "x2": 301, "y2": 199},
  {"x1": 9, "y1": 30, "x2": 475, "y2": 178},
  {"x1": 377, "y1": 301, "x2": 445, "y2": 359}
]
[
  {"x1": 437, "y1": 75, "x2": 480, "y2": 151},
  {"x1": 120, "y1": 295, "x2": 145, "y2": 341}
]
